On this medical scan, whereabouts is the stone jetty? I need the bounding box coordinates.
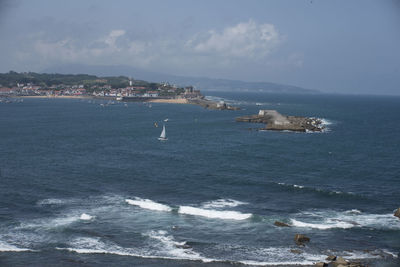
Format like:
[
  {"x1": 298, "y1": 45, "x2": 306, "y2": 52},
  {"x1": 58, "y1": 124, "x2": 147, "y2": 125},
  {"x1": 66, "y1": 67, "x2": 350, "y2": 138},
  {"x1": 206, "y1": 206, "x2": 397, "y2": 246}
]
[{"x1": 236, "y1": 110, "x2": 324, "y2": 132}]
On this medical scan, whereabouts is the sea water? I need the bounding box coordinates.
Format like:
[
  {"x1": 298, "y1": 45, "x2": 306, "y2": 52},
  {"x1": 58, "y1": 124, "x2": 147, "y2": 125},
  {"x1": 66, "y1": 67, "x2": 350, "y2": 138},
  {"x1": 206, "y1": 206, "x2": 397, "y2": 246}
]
[{"x1": 0, "y1": 92, "x2": 399, "y2": 266}]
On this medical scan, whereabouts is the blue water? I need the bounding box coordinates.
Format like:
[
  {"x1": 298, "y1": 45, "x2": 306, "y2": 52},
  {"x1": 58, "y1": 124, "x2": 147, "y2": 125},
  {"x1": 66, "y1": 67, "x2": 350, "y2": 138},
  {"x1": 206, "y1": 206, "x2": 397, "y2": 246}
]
[{"x1": 0, "y1": 92, "x2": 399, "y2": 266}]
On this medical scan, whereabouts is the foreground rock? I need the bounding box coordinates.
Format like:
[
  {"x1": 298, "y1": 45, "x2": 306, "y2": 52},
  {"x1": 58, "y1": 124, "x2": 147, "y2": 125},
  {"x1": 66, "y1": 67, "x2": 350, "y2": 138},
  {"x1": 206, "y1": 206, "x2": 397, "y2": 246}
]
[
  {"x1": 236, "y1": 109, "x2": 324, "y2": 132},
  {"x1": 294, "y1": 234, "x2": 310, "y2": 244},
  {"x1": 394, "y1": 207, "x2": 400, "y2": 219},
  {"x1": 318, "y1": 255, "x2": 366, "y2": 267},
  {"x1": 189, "y1": 98, "x2": 240, "y2": 110}
]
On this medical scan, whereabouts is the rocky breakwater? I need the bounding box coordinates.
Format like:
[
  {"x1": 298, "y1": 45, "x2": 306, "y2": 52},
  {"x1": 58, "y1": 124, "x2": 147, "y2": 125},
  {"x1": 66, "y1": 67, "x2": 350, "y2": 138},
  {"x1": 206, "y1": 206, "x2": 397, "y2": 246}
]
[
  {"x1": 236, "y1": 109, "x2": 324, "y2": 132},
  {"x1": 188, "y1": 98, "x2": 240, "y2": 110}
]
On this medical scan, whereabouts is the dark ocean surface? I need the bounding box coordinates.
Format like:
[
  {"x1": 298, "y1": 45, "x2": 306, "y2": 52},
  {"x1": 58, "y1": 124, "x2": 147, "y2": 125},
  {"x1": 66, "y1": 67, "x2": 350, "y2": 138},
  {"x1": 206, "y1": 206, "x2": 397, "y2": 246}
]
[{"x1": 0, "y1": 92, "x2": 399, "y2": 266}]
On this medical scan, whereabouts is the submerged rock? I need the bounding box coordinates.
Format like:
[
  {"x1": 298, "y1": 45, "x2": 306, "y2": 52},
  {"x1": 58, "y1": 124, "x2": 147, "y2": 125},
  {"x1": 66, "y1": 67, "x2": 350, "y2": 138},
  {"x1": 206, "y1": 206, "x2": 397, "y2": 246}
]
[
  {"x1": 294, "y1": 234, "x2": 310, "y2": 244},
  {"x1": 274, "y1": 221, "x2": 291, "y2": 227},
  {"x1": 290, "y1": 249, "x2": 303, "y2": 254},
  {"x1": 314, "y1": 262, "x2": 327, "y2": 267}
]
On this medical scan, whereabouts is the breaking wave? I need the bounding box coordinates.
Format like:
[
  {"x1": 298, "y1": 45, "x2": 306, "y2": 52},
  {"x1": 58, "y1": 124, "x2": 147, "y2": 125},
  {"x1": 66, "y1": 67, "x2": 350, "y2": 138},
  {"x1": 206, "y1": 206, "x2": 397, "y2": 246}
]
[
  {"x1": 290, "y1": 210, "x2": 400, "y2": 230},
  {"x1": 291, "y1": 219, "x2": 355, "y2": 230},
  {"x1": 57, "y1": 235, "x2": 328, "y2": 266},
  {"x1": 57, "y1": 235, "x2": 214, "y2": 262},
  {"x1": 201, "y1": 198, "x2": 248, "y2": 209},
  {"x1": 0, "y1": 240, "x2": 33, "y2": 252},
  {"x1": 125, "y1": 197, "x2": 172, "y2": 212},
  {"x1": 80, "y1": 213, "x2": 94, "y2": 221},
  {"x1": 178, "y1": 206, "x2": 252, "y2": 220}
]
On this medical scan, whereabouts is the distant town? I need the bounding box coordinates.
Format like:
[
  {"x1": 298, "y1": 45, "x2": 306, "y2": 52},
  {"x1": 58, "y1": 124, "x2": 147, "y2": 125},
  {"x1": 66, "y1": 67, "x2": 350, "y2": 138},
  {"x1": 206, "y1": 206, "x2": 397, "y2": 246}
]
[{"x1": 0, "y1": 71, "x2": 202, "y2": 100}]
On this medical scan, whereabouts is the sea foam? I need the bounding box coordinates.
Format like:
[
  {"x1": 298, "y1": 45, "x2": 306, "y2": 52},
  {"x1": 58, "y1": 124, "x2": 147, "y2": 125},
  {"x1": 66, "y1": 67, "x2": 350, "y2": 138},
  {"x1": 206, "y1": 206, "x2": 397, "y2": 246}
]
[
  {"x1": 290, "y1": 219, "x2": 354, "y2": 230},
  {"x1": 178, "y1": 206, "x2": 252, "y2": 220},
  {"x1": 290, "y1": 210, "x2": 400, "y2": 230},
  {"x1": 125, "y1": 197, "x2": 172, "y2": 212}
]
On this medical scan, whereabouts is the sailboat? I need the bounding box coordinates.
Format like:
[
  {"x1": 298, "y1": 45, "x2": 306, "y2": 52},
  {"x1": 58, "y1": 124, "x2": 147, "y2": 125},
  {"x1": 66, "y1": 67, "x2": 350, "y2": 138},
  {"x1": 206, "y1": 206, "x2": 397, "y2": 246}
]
[{"x1": 158, "y1": 124, "x2": 168, "y2": 141}]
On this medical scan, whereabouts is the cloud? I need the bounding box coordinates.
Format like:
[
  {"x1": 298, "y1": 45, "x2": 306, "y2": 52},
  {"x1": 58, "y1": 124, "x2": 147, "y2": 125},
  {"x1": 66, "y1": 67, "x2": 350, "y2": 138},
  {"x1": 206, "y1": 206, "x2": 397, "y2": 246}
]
[
  {"x1": 14, "y1": 20, "x2": 288, "y2": 76},
  {"x1": 103, "y1": 29, "x2": 126, "y2": 49},
  {"x1": 187, "y1": 20, "x2": 282, "y2": 59}
]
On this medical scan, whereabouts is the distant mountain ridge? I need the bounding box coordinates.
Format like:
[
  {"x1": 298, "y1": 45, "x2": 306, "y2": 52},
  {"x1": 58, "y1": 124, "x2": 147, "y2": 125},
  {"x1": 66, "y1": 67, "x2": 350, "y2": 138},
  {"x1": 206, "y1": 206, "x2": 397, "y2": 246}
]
[{"x1": 42, "y1": 64, "x2": 318, "y2": 94}]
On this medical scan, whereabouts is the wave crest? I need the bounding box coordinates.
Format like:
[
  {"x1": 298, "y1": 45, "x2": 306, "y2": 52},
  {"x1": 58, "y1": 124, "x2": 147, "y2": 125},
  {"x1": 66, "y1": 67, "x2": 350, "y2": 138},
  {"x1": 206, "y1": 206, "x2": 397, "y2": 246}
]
[
  {"x1": 125, "y1": 198, "x2": 172, "y2": 212},
  {"x1": 178, "y1": 206, "x2": 252, "y2": 220}
]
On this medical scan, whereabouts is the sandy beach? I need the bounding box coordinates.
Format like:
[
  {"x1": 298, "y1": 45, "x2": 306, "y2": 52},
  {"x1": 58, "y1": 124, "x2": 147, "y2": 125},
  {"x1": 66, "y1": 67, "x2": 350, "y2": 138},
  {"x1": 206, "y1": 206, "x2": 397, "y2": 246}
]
[{"x1": 147, "y1": 98, "x2": 189, "y2": 104}]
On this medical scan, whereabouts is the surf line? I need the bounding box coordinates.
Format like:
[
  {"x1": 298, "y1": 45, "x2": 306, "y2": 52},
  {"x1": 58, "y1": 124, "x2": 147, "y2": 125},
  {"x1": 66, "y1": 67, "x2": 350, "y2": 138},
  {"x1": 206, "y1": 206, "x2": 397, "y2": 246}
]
[{"x1": 125, "y1": 198, "x2": 252, "y2": 221}]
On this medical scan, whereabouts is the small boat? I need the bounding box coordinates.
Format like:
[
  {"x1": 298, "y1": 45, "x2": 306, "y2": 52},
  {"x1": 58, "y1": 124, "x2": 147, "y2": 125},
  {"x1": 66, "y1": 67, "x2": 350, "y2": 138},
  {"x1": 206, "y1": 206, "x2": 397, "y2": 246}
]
[
  {"x1": 164, "y1": 118, "x2": 169, "y2": 122},
  {"x1": 256, "y1": 103, "x2": 262, "y2": 106},
  {"x1": 158, "y1": 124, "x2": 168, "y2": 141}
]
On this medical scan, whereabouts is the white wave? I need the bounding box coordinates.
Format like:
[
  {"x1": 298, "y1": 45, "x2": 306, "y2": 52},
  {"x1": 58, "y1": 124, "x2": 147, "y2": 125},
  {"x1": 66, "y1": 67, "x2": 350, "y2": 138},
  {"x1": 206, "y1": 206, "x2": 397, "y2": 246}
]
[
  {"x1": 330, "y1": 249, "x2": 398, "y2": 260},
  {"x1": 58, "y1": 237, "x2": 328, "y2": 266},
  {"x1": 238, "y1": 260, "x2": 320, "y2": 266},
  {"x1": 201, "y1": 199, "x2": 248, "y2": 209},
  {"x1": 125, "y1": 197, "x2": 172, "y2": 212},
  {"x1": 0, "y1": 240, "x2": 32, "y2": 252},
  {"x1": 291, "y1": 210, "x2": 400, "y2": 230},
  {"x1": 57, "y1": 236, "x2": 214, "y2": 262},
  {"x1": 145, "y1": 230, "x2": 203, "y2": 260},
  {"x1": 291, "y1": 219, "x2": 354, "y2": 229},
  {"x1": 178, "y1": 206, "x2": 252, "y2": 220},
  {"x1": 214, "y1": 245, "x2": 327, "y2": 266},
  {"x1": 80, "y1": 213, "x2": 94, "y2": 221},
  {"x1": 382, "y1": 249, "x2": 399, "y2": 258},
  {"x1": 345, "y1": 209, "x2": 362, "y2": 214},
  {"x1": 320, "y1": 118, "x2": 333, "y2": 126}
]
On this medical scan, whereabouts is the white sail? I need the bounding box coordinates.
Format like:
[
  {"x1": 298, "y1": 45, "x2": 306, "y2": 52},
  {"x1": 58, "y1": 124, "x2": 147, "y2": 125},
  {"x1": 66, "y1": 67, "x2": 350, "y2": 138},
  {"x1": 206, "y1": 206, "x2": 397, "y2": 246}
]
[{"x1": 158, "y1": 124, "x2": 167, "y2": 140}]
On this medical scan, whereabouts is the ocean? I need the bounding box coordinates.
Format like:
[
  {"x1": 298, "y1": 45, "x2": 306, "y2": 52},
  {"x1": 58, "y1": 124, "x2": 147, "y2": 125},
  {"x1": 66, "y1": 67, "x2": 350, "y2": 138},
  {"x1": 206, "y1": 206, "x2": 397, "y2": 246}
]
[{"x1": 0, "y1": 92, "x2": 399, "y2": 266}]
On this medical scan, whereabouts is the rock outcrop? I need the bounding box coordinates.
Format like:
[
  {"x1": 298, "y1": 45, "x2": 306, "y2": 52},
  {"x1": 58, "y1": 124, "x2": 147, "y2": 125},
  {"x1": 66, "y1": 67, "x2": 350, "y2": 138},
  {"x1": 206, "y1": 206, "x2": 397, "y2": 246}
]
[{"x1": 236, "y1": 110, "x2": 324, "y2": 132}]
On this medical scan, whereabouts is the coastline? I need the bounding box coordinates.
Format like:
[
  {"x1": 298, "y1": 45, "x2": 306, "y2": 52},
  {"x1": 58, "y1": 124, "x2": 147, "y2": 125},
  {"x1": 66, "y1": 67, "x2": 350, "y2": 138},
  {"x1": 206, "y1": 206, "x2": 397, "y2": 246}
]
[{"x1": 18, "y1": 95, "x2": 95, "y2": 99}]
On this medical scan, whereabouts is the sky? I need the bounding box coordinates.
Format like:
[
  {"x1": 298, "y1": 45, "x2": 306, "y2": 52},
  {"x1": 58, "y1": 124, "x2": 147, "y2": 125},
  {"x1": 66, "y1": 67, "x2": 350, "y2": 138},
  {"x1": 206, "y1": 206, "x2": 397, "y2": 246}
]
[{"x1": 0, "y1": 0, "x2": 399, "y2": 95}]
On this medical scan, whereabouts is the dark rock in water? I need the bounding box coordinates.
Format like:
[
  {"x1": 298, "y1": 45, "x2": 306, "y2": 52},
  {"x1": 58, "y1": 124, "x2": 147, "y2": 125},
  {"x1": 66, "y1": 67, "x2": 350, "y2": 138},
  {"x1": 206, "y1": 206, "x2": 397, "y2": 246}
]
[
  {"x1": 290, "y1": 249, "x2": 303, "y2": 254},
  {"x1": 326, "y1": 255, "x2": 337, "y2": 261},
  {"x1": 294, "y1": 234, "x2": 310, "y2": 244},
  {"x1": 394, "y1": 208, "x2": 400, "y2": 219},
  {"x1": 314, "y1": 262, "x2": 327, "y2": 267},
  {"x1": 274, "y1": 221, "x2": 290, "y2": 227},
  {"x1": 236, "y1": 110, "x2": 324, "y2": 132}
]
